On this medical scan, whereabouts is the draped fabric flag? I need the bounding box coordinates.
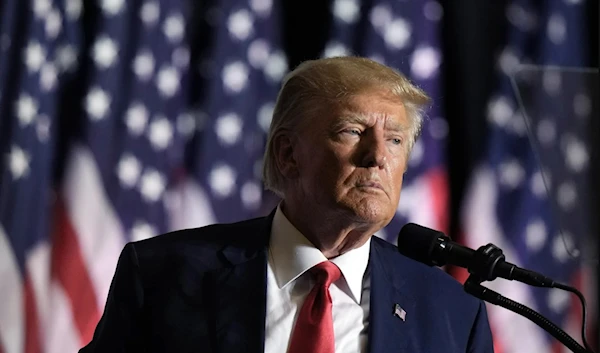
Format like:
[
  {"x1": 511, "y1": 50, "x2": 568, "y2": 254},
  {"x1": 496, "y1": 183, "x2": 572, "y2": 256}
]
[
  {"x1": 323, "y1": 0, "x2": 448, "y2": 242},
  {"x1": 45, "y1": 0, "x2": 192, "y2": 351},
  {"x1": 460, "y1": 1, "x2": 596, "y2": 352},
  {"x1": 0, "y1": 0, "x2": 286, "y2": 351},
  {"x1": 0, "y1": 0, "x2": 84, "y2": 351},
  {"x1": 166, "y1": 0, "x2": 287, "y2": 230}
]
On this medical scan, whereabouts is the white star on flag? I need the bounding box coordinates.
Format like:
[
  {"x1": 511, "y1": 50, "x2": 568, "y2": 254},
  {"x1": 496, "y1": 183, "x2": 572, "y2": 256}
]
[
  {"x1": 15, "y1": 94, "x2": 39, "y2": 126},
  {"x1": 24, "y1": 41, "x2": 46, "y2": 72},
  {"x1": 333, "y1": 0, "x2": 360, "y2": 24},
  {"x1": 156, "y1": 65, "x2": 180, "y2": 97},
  {"x1": 140, "y1": 1, "x2": 160, "y2": 26},
  {"x1": 223, "y1": 61, "x2": 249, "y2": 93},
  {"x1": 85, "y1": 87, "x2": 111, "y2": 120},
  {"x1": 125, "y1": 103, "x2": 149, "y2": 135},
  {"x1": 139, "y1": 168, "x2": 166, "y2": 202},
  {"x1": 383, "y1": 18, "x2": 411, "y2": 50},
  {"x1": 131, "y1": 220, "x2": 157, "y2": 242},
  {"x1": 209, "y1": 164, "x2": 237, "y2": 198},
  {"x1": 215, "y1": 113, "x2": 243, "y2": 146},
  {"x1": 133, "y1": 50, "x2": 155, "y2": 81},
  {"x1": 410, "y1": 46, "x2": 441, "y2": 79},
  {"x1": 55, "y1": 44, "x2": 78, "y2": 72},
  {"x1": 117, "y1": 154, "x2": 142, "y2": 188},
  {"x1": 93, "y1": 36, "x2": 119, "y2": 69},
  {"x1": 7, "y1": 146, "x2": 31, "y2": 180},
  {"x1": 65, "y1": 0, "x2": 82, "y2": 19},
  {"x1": 45, "y1": 9, "x2": 62, "y2": 39},
  {"x1": 101, "y1": 0, "x2": 125, "y2": 16},
  {"x1": 163, "y1": 13, "x2": 185, "y2": 43},
  {"x1": 148, "y1": 116, "x2": 174, "y2": 150},
  {"x1": 228, "y1": 9, "x2": 254, "y2": 41}
]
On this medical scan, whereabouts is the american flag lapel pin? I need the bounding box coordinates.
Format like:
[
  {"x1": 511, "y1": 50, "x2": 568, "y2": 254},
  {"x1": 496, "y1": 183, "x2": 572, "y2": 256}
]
[{"x1": 394, "y1": 303, "x2": 406, "y2": 321}]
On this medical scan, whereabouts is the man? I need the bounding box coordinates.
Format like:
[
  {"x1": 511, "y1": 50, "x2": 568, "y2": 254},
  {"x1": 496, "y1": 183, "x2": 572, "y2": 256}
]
[{"x1": 80, "y1": 57, "x2": 494, "y2": 353}]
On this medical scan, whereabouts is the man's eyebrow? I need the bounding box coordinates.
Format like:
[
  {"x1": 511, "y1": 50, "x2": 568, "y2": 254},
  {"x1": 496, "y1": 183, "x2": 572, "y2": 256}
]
[
  {"x1": 386, "y1": 122, "x2": 410, "y2": 132},
  {"x1": 332, "y1": 112, "x2": 409, "y2": 132},
  {"x1": 333, "y1": 113, "x2": 370, "y2": 128}
]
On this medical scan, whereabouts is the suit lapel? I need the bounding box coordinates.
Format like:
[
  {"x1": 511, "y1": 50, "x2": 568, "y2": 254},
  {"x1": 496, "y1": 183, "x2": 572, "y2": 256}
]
[
  {"x1": 207, "y1": 212, "x2": 274, "y2": 353},
  {"x1": 368, "y1": 240, "x2": 418, "y2": 353}
]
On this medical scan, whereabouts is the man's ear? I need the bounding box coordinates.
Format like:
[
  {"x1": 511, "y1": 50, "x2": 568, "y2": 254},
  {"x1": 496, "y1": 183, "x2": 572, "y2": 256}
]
[{"x1": 273, "y1": 133, "x2": 300, "y2": 179}]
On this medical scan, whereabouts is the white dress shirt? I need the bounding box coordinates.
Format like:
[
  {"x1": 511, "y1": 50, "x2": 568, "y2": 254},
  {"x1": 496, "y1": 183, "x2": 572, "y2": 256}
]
[{"x1": 264, "y1": 206, "x2": 371, "y2": 353}]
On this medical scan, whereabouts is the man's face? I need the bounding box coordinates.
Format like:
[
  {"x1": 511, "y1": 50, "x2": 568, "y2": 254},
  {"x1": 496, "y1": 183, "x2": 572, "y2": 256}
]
[{"x1": 290, "y1": 90, "x2": 411, "y2": 227}]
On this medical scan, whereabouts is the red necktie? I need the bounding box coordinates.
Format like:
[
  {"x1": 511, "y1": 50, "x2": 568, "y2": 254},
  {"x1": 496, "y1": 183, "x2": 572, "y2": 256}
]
[{"x1": 288, "y1": 261, "x2": 342, "y2": 353}]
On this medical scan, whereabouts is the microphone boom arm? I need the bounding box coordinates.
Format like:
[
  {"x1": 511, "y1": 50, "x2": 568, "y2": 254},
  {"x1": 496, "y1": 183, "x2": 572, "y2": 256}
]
[
  {"x1": 463, "y1": 244, "x2": 591, "y2": 353},
  {"x1": 464, "y1": 276, "x2": 589, "y2": 353}
]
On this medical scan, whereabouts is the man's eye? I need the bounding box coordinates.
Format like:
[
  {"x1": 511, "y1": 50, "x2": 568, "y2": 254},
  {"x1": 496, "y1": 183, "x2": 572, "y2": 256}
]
[
  {"x1": 346, "y1": 129, "x2": 361, "y2": 135},
  {"x1": 391, "y1": 138, "x2": 402, "y2": 145}
]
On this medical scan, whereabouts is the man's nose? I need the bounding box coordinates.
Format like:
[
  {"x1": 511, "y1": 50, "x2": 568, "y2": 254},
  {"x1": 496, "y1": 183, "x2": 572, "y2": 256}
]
[{"x1": 359, "y1": 133, "x2": 387, "y2": 169}]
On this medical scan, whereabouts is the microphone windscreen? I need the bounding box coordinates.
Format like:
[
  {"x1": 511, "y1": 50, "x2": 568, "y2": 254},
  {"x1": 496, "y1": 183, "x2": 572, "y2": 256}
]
[{"x1": 397, "y1": 223, "x2": 446, "y2": 267}]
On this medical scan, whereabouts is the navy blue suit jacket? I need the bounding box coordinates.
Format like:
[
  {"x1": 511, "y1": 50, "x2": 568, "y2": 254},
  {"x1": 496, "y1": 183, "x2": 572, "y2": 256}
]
[{"x1": 80, "y1": 212, "x2": 494, "y2": 353}]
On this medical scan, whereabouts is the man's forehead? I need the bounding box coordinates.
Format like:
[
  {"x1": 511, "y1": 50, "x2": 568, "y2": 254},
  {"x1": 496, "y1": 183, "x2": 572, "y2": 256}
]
[
  {"x1": 335, "y1": 99, "x2": 410, "y2": 131},
  {"x1": 342, "y1": 90, "x2": 406, "y2": 113},
  {"x1": 337, "y1": 111, "x2": 406, "y2": 127}
]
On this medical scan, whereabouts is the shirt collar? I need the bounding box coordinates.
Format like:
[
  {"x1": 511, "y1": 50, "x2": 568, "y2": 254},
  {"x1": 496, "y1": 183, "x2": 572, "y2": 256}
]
[{"x1": 268, "y1": 204, "x2": 371, "y2": 304}]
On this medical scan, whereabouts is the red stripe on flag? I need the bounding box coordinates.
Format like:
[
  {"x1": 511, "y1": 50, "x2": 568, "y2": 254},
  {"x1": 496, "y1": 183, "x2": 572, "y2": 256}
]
[
  {"x1": 427, "y1": 168, "x2": 449, "y2": 233},
  {"x1": 570, "y1": 270, "x2": 585, "y2": 345},
  {"x1": 51, "y1": 198, "x2": 100, "y2": 345},
  {"x1": 491, "y1": 329, "x2": 505, "y2": 353},
  {"x1": 24, "y1": 276, "x2": 41, "y2": 353},
  {"x1": 568, "y1": 269, "x2": 597, "y2": 350},
  {"x1": 446, "y1": 229, "x2": 470, "y2": 285},
  {"x1": 551, "y1": 340, "x2": 564, "y2": 353}
]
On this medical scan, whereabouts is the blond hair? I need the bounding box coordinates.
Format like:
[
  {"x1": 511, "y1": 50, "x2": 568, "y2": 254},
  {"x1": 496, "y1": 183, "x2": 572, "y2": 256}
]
[{"x1": 262, "y1": 56, "x2": 431, "y2": 197}]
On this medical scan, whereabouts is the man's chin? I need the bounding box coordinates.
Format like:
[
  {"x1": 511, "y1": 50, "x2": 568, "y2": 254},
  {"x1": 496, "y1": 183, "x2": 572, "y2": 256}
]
[{"x1": 340, "y1": 200, "x2": 394, "y2": 226}]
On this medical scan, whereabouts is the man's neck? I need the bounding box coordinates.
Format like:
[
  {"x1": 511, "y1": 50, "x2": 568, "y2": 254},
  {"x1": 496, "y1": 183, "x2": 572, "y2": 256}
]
[{"x1": 280, "y1": 200, "x2": 379, "y2": 259}]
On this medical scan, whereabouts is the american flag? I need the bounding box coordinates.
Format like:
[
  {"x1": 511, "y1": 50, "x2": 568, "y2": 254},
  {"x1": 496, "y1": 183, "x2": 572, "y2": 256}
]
[
  {"x1": 168, "y1": 0, "x2": 288, "y2": 228},
  {"x1": 0, "y1": 0, "x2": 286, "y2": 351},
  {"x1": 394, "y1": 303, "x2": 407, "y2": 321},
  {"x1": 460, "y1": 1, "x2": 597, "y2": 352},
  {"x1": 0, "y1": 0, "x2": 84, "y2": 351},
  {"x1": 322, "y1": 0, "x2": 448, "y2": 242}
]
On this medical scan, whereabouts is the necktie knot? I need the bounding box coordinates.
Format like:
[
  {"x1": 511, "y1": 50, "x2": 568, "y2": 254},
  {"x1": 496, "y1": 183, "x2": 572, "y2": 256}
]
[{"x1": 310, "y1": 261, "x2": 341, "y2": 288}]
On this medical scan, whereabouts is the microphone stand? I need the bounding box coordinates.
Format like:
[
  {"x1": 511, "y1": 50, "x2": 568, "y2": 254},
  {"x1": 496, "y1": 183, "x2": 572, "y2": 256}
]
[
  {"x1": 463, "y1": 244, "x2": 590, "y2": 353},
  {"x1": 464, "y1": 276, "x2": 588, "y2": 353}
]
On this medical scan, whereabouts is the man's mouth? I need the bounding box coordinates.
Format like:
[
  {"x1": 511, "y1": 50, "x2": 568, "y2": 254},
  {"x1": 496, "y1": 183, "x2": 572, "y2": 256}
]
[{"x1": 356, "y1": 181, "x2": 384, "y2": 191}]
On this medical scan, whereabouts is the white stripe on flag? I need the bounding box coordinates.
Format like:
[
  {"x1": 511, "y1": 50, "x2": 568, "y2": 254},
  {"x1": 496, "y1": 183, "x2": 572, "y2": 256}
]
[
  {"x1": 63, "y1": 145, "x2": 126, "y2": 311},
  {"x1": 44, "y1": 283, "x2": 84, "y2": 353},
  {"x1": 394, "y1": 171, "x2": 448, "y2": 246},
  {"x1": 26, "y1": 241, "x2": 52, "y2": 351},
  {"x1": 165, "y1": 177, "x2": 216, "y2": 232},
  {"x1": 462, "y1": 167, "x2": 551, "y2": 353},
  {"x1": 397, "y1": 176, "x2": 437, "y2": 228},
  {"x1": 0, "y1": 225, "x2": 24, "y2": 353}
]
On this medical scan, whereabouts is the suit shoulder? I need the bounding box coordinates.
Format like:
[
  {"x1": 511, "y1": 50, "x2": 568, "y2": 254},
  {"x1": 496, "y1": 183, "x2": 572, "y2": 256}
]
[
  {"x1": 128, "y1": 215, "x2": 270, "y2": 262},
  {"x1": 116, "y1": 215, "x2": 271, "y2": 288}
]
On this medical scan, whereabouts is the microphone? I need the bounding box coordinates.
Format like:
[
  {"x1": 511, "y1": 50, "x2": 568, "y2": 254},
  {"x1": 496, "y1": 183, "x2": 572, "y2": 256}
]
[{"x1": 397, "y1": 223, "x2": 555, "y2": 287}]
